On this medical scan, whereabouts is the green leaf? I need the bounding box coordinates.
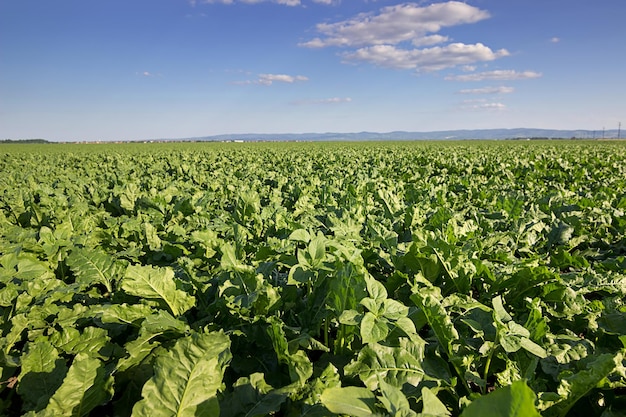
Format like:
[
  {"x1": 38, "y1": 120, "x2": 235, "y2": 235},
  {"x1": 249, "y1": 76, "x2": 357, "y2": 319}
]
[
  {"x1": 220, "y1": 243, "x2": 254, "y2": 273},
  {"x1": 378, "y1": 379, "x2": 414, "y2": 415},
  {"x1": 267, "y1": 318, "x2": 313, "y2": 384},
  {"x1": 345, "y1": 338, "x2": 426, "y2": 391},
  {"x1": 17, "y1": 341, "x2": 68, "y2": 412},
  {"x1": 40, "y1": 353, "x2": 114, "y2": 417},
  {"x1": 121, "y1": 264, "x2": 195, "y2": 316},
  {"x1": 382, "y1": 299, "x2": 409, "y2": 320},
  {"x1": 99, "y1": 303, "x2": 155, "y2": 326},
  {"x1": 421, "y1": 387, "x2": 451, "y2": 416},
  {"x1": 48, "y1": 327, "x2": 111, "y2": 360},
  {"x1": 115, "y1": 329, "x2": 162, "y2": 373},
  {"x1": 411, "y1": 286, "x2": 459, "y2": 358},
  {"x1": 320, "y1": 386, "x2": 377, "y2": 417},
  {"x1": 220, "y1": 373, "x2": 288, "y2": 417},
  {"x1": 360, "y1": 312, "x2": 389, "y2": 344},
  {"x1": 141, "y1": 310, "x2": 190, "y2": 334},
  {"x1": 143, "y1": 222, "x2": 162, "y2": 251},
  {"x1": 66, "y1": 248, "x2": 126, "y2": 293},
  {"x1": 15, "y1": 255, "x2": 55, "y2": 281},
  {"x1": 460, "y1": 380, "x2": 541, "y2": 417},
  {"x1": 288, "y1": 229, "x2": 311, "y2": 243},
  {"x1": 543, "y1": 352, "x2": 622, "y2": 417},
  {"x1": 338, "y1": 309, "x2": 362, "y2": 326},
  {"x1": 519, "y1": 338, "x2": 547, "y2": 359},
  {"x1": 365, "y1": 273, "x2": 388, "y2": 302},
  {"x1": 132, "y1": 331, "x2": 231, "y2": 417},
  {"x1": 499, "y1": 334, "x2": 523, "y2": 353},
  {"x1": 307, "y1": 236, "x2": 326, "y2": 266},
  {"x1": 395, "y1": 316, "x2": 419, "y2": 341},
  {"x1": 492, "y1": 296, "x2": 512, "y2": 323}
]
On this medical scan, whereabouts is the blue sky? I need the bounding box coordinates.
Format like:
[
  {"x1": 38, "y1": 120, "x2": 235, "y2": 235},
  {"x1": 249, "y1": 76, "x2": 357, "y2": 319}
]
[{"x1": 1, "y1": 0, "x2": 624, "y2": 141}]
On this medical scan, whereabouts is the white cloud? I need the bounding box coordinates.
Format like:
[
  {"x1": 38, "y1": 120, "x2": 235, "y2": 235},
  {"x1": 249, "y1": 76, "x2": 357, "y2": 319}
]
[
  {"x1": 300, "y1": 1, "x2": 490, "y2": 48},
  {"x1": 458, "y1": 86, "x2": 515, "y2": 94},
  {"x1": 446, "y1": 70, "x2": 542, "y2": 81},
  {"x1": 292, "y1": 97, "x2": 352, "y2": 105},
  {"x1": 234, "y1": 73, "x2": 309, "y2": 85},
  {"x1": 343, "y1": 43, "x2": 509, "y2": 72},
  {"x1": 461, "y1": 100, "x2": 506, "y2": 110},
  {"x1": 299, "y1": 2, "x2": 512, "y2": 73},
  {"x1": 136, "y1": 71, "x2": 160, "y2": 77},
  {"x1": 258, "y1": 73, "x2": 308, "y2": 85},
  {"x1": 550, "y1": 37, "x2": 560, "y2": 43},
  {"x1": 478, "y1": 102, "x2": 506, "y2": 109}
]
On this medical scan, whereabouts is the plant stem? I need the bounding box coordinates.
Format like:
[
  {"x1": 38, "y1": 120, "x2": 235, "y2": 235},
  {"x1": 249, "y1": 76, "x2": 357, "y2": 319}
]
[
  {"x1": 324, "y1": 317, "x2": 329, "y2": 349},
  {"x1": 483, "y1": 348, "x2": 495, "y2": 393}
]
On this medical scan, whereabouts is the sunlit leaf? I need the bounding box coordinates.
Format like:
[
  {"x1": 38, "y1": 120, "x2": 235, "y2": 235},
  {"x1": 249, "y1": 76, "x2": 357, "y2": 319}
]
[
  {"x1": 132, "y1": 331, "x2": 231, "y2": 417},
  {"x1": 121, "y1": 264, "x2": 195, "y2": 316}
]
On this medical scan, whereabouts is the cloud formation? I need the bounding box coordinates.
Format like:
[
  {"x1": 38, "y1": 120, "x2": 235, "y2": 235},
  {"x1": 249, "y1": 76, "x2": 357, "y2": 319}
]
[
  {"x1": 136, "y1": 71, "x2": 161, "y2": 77},
  {"x1": 460, "y1": 99, "x2": 506, "y2": 110},
  {"x1": 301, "y1": 2, "x2": 489, "y2": 48},
  {"x1": 446, "y1": 70, "x2": 542, "y2": 81},
  {"x1": 234, "y1": 73, "x2": 309, "y2": 85},
  {"x1": 291, "y1": 97, "x2": 352, "y2": 105},
  {"x1": 343, "y1": 43, "x2": 508, "y2": 72},
  {"x1": 458, "y1": 86, "x2": 515, "y2": 94},
  {"x1": 300, "y1": 1, "x2": 508, "y2": 73}
]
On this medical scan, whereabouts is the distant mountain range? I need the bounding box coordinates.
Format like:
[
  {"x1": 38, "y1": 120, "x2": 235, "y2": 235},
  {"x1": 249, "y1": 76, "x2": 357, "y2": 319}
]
[
  {"x1": 6, "y1": 129, "x2": 622, "y2": 143},
  {"x1": 181, "y1": 128, "x2": 622, "y2": 142}
]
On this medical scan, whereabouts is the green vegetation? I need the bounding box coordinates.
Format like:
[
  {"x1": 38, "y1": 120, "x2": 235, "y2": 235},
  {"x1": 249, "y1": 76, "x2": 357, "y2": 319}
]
[
  {"x1": 0, "y1": 139, "x2": 51, "y2": 144},
  {"x1": 0, "y1": 141, "x2": 624, "y2": 416}
]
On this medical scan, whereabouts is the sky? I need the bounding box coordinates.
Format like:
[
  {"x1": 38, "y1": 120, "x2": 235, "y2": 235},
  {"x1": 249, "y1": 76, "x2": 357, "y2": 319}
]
[{"x1": 1, "y1": 0, "x2": 625, "y2": 141}]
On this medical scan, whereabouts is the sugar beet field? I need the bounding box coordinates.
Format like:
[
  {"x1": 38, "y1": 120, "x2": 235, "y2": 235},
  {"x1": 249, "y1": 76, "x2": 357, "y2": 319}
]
[{"x1": 0, "y1": 141, "x2": 625, "y2": 416}]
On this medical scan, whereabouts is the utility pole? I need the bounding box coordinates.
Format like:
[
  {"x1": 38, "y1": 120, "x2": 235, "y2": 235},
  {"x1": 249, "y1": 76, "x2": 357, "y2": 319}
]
[{"x1": 602, "y1": 127, "x2": 605, "y2": 139}]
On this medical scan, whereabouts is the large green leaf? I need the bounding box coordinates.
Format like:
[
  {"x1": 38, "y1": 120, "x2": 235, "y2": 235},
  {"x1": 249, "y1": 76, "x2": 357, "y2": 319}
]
[
  {"x1": 121, "y1": 264, "x2": 195, "y2": 316},
  {"x1": 39, "y1": 353, "x2": 114, "y2": 417},
  {"x1": 131, "y1": 331, "x2": 231, "y2": 417},
  {"x1": 48, "y1": 326, "x2": 111, "y2": 359},
  {"x1": 460, "y1": 380, "x2": 541, "y2": 417},
  {"x1": 267, "y1": 318, "x2": 313, "y2": 384},
  {"x1": 345, "y1": 338, "x2": 426, "y2": 391},
  {"x1": 99, "y1": 303, "x2": 155, "y2": 326},
  {"x1": 115, "y1": 328, "x2": 162, "y2": 373},
  {"x1": 411, "y1": 285, "x2": 459, "y2": 358},
  {"x1": 17, "y1": 341, "x2": 68, "y2": 412},
  {"x1": 542, "y1": 352, "x2": 622, "y2": 417},
  {"x1": 66, "y1": 248, "x2": 126, "y2": 293},
  {"x1": 360, "y1": 312, "x2": 389, "y2": 344},
  {"x1": 319, "y1": 386, "x2": 377, "y2": 417},
  {"x1": 220, "y1": 242, "x2": 255, "y2": 273},
  {"x1": 220, "y1": 373, "x2": 288, "y2": 417},
  {"x1": 421, "y1": 387, "x2": 451, "y2": 416},
  {"x1": 377, "y1": 379, "x2": 415, "y2": 416}
]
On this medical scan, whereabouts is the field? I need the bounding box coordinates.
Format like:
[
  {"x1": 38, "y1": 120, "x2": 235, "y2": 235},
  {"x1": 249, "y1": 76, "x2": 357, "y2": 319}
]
[{"x1": 0, "y1": 140, "x2": 625, "y2": 416}]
